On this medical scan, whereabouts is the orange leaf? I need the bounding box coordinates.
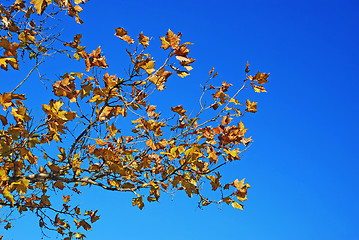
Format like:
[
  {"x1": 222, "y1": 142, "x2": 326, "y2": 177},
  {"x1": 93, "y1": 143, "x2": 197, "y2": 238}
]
[
  {"x1": 171, "y1": 105, "x2": 187, "y2": 116},
  {"x1": 221, "y1": 113, "x2": 232, "y2": 126},
  {"x1": 115, "y1": 27, "x2": 134, "y2": 44},
  {"x1": 138, "y1": 32, "x2": 149, "y2": 47},
  {"x1": 160, "y1": 29, "x2": 180, "y2": 49},
  {"x1": 245, "y1": 99, "x2": 258, "y2": 113}
]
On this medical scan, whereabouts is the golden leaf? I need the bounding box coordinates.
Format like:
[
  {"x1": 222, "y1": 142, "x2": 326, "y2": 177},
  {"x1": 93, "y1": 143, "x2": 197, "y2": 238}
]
[
  {"x1": 253, "y1": 72, "x2": 269, "y2": 85},
  {"x1": 232, "y1": 201, "x2": 243, "y2": 210},
  {"x1": 138, "y1": 32, "x2": 149, "y2": 47},
  {"x1": 30, "y1": 0, "x2": 51, "y2": 15},
  {"x1": 245, "y1": 99, "x2": 258, "y2": 113},
  {"x1": 160, "y1": 29, "x2": 180, "y2": 49},
  {"x1": 171, "y1": 105, "x2": 187, "y2": 116},
  {"x1": 0, "y1": 57, "x2": 18, "y2": 71},
  {"x1": 115, "y1": 27, "x2": 134, "y2": 44},
  {"x1": 132, "y1": 196, "x2": 144, "y2": 210}
]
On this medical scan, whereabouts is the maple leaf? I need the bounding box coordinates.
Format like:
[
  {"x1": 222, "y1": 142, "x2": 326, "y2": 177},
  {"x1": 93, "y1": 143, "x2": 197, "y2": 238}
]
[
  {"x1": 148, "y1": 68, "x2": 172, "y2": 91},
  {"x1": 171, "y1": 105, "x2": 187, "y2": 116},
  {"x1": 0, "y1": 57, "x2": 19, "y2": 70},
  {"x1": 138, "y1": 32, "x2": 150, "y2": 47},
  {"x1": 252, "y1": 83, "x2": 267, "y2": 93},
  {"x1": 170, "y1": 64, "x2": 190, "y2": 78},
  {"x1": 53, "y1": 74, "x2": 79, "y2": 102},
  {"x1": 31, "y1": 0, "x2": 52, "y2": 15},
  {"x1": 146, "y1": 139, "x2": 157, "y2": 150},
  {"x1": 132, "y1": 196, "x2": 144, "y2": 210},
  {"x1": 253, "y1": 72, "x2": 270, "y2": 85},
  {"x1": 0, "y1": 93, "x2": 26, "y2": 111},
  {"x1": 245, "y1": 99, "x2": 258, "y2": 113},
  {"x1": 221, "y1": 113, "x2": 232, "y2": 126},
  {"x1": 140, "y1": 59, "x2": 155, "y2": 74},
  {"x1": 245, "y1": 61, "x2": 250, "y2": 73},
  {"x1": 160, "y1": 29, "x2": 180, "y2": 50},
  {"x1": 83, "y1": 46, "x2": 109, "y2": 71},
  {"x1": 0, "y1": 38, "x2": 19, "y2": 58},
  {"x1": 232, "y1": 201, "x2": 243, "y2": 210},
  {"x1": 115, "y1": 27, "x2": 135, "y2": 44},
  {"x1": 173, "y1": 44, "x2": 191, "y2": 57},
  {"x1": 0, "y1": 114, "x2": 8, "y2": 125},
  {"x1": 146, "y1": 105, "x2": 157, "y2": 118}
]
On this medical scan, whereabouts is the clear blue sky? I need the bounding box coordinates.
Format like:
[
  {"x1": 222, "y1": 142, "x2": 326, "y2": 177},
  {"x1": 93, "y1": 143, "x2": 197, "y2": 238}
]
[{"x1": 2, "y1": 0, "x2": 359, "y2": 239}]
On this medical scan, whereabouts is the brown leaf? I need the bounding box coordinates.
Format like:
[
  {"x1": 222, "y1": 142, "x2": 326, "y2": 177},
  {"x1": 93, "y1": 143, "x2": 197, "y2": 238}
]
[
  {"x1": 30, "y1": 0, "x2": 51, "y2": 15},
  {"x1": 245, "y1": 61, "x2": 250, "y2": 73},
  {"x1": 138, "y1": 32, "x2": 150, "y2": 47},
  {"x1": 221, "y1": 113, "x2": 232, "y2": 126},
  {"x1": 245, "y1": 99, "x2": 258, "y2": 113},
  {"x1": 148, "y1": 68, "x2": 172, "y2": 91},
  {"x1": 160, "y1": 29, "x2": 180, "y2": 50},
  {"x1": 0, "y1": 114, "x2": 8, "y2": 125},
  {"x1": 115, "y1": 27, "x2": 134, "y2": 44},
  {"x1": 146, "y1": 139, "x2": 157, "y2": 150},
  {"x1": 171, "y1": 105, "x2": 187, "y2": 116},
  {"x1": 83, "y1": 46, "x2": 109, "y2": 71},
  {"x1": 253, "y1": 72, "x2": 269, "y2": 85}
]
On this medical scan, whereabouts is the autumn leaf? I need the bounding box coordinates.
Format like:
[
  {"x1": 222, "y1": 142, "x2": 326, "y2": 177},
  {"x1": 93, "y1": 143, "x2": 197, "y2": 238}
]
[
  {"x1": 138, "y1": 32, "x2": 150, "y2": 47},
  {"x1": 0, "y1": 114, "x2": 9, "y2": 126},
  {"x1": 30, "y1": 0, "x2": 51, "y2": 15},
  {"x1": 251, "y1": 83, "x2": 267, "y2": 93},
  {"x1": 221, "y1": 113, "x2": 232, "y2": 126},
  {"x1": 146, "y1": 139, "x2": 157, "y2": 150},
  {"x1": 232, "y1": 201, "x2": 243, "y2": 210},
  {"x1": 132, "y1": 196, "x2": 144, "y2": 210},
  {"x1": 170, "y1": 64, "x2": 190, "y2": 78},
  {"x1": 253, "y1": 72, "x2": 270, "y2": 85},
  {"x1": 160, "y1": 29, "x2": 180, "y2": 50},
  {"x1": 84, "y1": 46, "x2": 109, "y2": 71},
  {"x1": 115, "y1": 27, "x2": 135, "y2": 44},
  {"x1": 4, "y1": 222, "x2": 12, "y2": 230},
  {"x1": 148, "y1": 68, "x2": 172, "y2": 90},
  {"x1": 233, "y1": 178, "x2": 245, "y2": 189},
  {"x1": 0, "y1": 93, "x2": 25, "y2": 111},
  {"x1": 245, "y1": 99, "x2": 257, "y2": 113},
  {"x1": 171, "y1": 105, "x2": 187, "y2": 116},
  {"x1": 0, "y1": 38, "x2": 19, "y2": 58},
  {"x1": 245, "y1": 61, "x2": 250, "y2": 73},
  {"x1": 0, "y1": 57, "x2": 19, "y2": 70},
  {"x1": 140, "y1": 60, "x2": 155, "y2": 74}
]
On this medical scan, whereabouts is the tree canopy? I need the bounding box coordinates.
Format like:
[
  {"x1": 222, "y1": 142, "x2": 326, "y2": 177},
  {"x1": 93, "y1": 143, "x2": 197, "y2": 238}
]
[{"x1": 0, "y1": 0, "x2": 269, "y2": 239}]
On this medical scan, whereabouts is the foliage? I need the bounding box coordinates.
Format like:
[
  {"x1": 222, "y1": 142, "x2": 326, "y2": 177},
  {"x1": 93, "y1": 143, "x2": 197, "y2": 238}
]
[{"x1": 0, "y1": 0, "x2": 269, "y2": 238}]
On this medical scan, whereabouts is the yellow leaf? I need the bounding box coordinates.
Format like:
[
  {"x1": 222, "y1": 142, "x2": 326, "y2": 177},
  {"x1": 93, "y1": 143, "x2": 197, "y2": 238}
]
[
  {"x1": 232, "y1": 201, "x2": 243, "y2": 210},
  {"x1": 138, "y1": 32, "x2": 150, "y2": 47},
  {"x1": 30, "y1": 0, "x2": 51, "y2": 15},
  {"x1": 223, "y1": 149, "x2": 238, "y2": 158},
  {"x1": 160, "y1": 36, "x2": 170, "y2": 50},
  {"x1": 253, "y1": 72, "x2": 270, "y2": 85},
  {"x1": 132, "y1": 196, "x2": 144, "y2": 210},
  {"x1": 229, "y1": 98, "x2": 241, "y2": 105},
  {"x1": 4, "y1": 222, "x2": 12, "y2": 229},
  {"x1": 171, "y1": 105, "x2": 187, "y2": 116},
  {"x1": 0, "y1": 169, "x2": 8, "y2": 182},
  {"x1": 233, "y1": 178, "x2": 245, "y2": 189},
  {"x1": 3, "y1": 189, "x2": 14, "y2": 205},
  {"x1": 115, "y1": 27, "x2": 134, "y2": 44},
  {"x1": 0, "y1": 57, "x2": 18, "y2": 71},
  {"x1": 245, "y1": 99, "x2": 257, "y2": 113},
  {"x1": 177, "y1": 70, "x2": 189, "y2": 78}
]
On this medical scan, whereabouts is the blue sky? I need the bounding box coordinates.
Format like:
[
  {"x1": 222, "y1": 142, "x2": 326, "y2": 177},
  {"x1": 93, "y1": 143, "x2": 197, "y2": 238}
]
[{"x1": 2, "y1": 0, "x2": 359, "y2": 239}]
